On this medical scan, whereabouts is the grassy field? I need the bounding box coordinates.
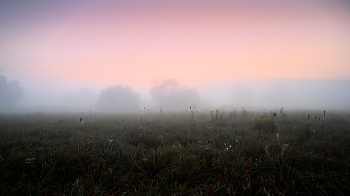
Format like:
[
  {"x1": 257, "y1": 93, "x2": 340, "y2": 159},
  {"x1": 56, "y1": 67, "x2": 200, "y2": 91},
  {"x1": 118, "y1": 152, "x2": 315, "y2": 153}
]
[{"x1": 0, "y1": 109, "x2": 349, "y2": 195}]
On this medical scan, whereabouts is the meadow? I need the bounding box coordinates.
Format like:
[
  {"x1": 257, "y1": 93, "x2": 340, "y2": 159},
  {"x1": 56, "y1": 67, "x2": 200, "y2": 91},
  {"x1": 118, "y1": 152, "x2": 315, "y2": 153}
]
[{"x1": 0, "y1": 109, "x2": 349, "y2": 195}]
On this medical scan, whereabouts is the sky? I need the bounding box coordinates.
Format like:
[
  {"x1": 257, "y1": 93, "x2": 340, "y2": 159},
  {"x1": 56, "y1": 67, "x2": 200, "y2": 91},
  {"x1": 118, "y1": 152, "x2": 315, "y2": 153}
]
[{"x1": 1, "y1": 0, "x2": 350, "y2": 111}]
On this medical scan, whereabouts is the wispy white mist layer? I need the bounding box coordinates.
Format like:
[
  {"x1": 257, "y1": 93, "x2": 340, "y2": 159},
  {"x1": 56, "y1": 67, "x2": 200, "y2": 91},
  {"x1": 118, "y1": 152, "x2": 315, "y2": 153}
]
[{"x1": 6, "y1": 78, "x2": 349, "y2": 113}]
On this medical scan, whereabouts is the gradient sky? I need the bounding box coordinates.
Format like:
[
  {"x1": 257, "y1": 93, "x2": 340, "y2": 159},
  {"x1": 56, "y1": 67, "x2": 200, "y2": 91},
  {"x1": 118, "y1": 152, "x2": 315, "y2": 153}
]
[{"x1": 1, "y1": 0, "x2": 350, "y2": 110}]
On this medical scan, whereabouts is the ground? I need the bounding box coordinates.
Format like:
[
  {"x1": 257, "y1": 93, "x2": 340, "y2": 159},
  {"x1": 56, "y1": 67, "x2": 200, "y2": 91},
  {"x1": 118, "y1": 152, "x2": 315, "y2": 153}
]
[{"x1": 0, "y1": 110, "x2": 349, "y2": 195}]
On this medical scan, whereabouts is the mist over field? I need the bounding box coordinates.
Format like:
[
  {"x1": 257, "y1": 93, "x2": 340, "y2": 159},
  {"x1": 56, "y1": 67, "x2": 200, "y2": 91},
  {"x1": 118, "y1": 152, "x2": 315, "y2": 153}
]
[{"x1": 1, "y1": 76, "x2": 349, "y2": 113}]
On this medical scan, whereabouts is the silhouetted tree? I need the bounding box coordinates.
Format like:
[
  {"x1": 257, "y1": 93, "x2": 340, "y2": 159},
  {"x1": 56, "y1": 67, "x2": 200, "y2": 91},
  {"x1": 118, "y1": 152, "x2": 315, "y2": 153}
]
[
  {"x1": 0, "y1": 75, "x2": 24, "y2": 112},
  {"x1": 150, "y1": 79, "x2": 201, "y2": 110},
  {"x1": 95, "y1": 85, "x2": 140, "y2": 113}
]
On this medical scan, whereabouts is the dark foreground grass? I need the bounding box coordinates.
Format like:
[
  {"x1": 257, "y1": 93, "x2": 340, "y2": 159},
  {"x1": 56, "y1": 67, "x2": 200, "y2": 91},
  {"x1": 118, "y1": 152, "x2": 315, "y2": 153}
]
[{"x1": 0, "y1": 111, "x2": 349, "y2": 195}]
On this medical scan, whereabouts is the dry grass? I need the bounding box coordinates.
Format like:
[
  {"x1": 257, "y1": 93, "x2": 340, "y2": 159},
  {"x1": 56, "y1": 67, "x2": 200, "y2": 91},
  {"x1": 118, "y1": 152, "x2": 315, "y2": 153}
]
[{"x1": 0, "y1": 110, "x2": 349, "y2": 195}]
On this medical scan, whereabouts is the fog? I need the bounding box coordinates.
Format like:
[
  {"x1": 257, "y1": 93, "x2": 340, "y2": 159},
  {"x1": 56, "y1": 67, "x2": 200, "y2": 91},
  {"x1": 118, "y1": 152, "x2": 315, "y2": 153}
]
[
  {"x1": 61, "y1": 88, "x2": 97, "y2": 112},
  {"x1": 199, "y1": 78, "x2": 350, "y2": 111},
  {"x1": 150, "y1": 79, "x2": 202, "y2": 111},
  {"x1": 95, "y1": 85, "x2": 140, "y2": 113},
  {"x1": 1, "y1": 75, "x2": 349, "y2": 114},
  {"x1": 0, "y1": 75, "x2": 24, "y2": 112}
]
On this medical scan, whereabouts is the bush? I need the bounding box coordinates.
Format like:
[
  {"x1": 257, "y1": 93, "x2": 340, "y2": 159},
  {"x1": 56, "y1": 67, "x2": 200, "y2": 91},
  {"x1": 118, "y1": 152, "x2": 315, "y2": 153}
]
[
  {"x1": 252, "y1": 116, "x2": 277, "y2": 133},
  {"x1": 240, "y1": 109, "x2": 248, "y2": 117}
]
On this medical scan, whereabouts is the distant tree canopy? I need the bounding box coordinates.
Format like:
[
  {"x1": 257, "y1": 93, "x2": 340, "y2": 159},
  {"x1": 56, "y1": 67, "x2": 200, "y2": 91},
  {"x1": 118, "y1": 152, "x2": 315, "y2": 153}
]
[
  {"x1": 0, "y1": 75, "x2": 24, "y2": 112},
  {"x1": 95, "y1": 85, "x2": 140, "y2": 113},
  {"x1": 150, "y1": 79, "x2": 201, "y2": 110}
]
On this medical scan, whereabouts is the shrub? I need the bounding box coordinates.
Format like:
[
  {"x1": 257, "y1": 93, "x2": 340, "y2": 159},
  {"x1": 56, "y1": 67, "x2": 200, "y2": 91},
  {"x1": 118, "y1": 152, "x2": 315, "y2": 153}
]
[
  {"x1": 241, "y1": 109, "x2": 248, "y2": 117},
  {"x1": 252, "y1": 116, "x2": 277, "y2": 133}
]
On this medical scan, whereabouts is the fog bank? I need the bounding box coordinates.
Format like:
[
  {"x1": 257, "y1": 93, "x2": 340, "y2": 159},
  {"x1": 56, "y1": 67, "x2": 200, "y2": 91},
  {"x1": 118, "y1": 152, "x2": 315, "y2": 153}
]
[{"x1": 1, "y1": 77, "x2": 349, "y2": 113}]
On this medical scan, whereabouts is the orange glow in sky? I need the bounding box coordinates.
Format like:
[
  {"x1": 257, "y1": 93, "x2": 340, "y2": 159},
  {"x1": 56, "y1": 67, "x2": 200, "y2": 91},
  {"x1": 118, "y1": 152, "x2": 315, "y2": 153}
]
[{"x1": 1, "y1": 0, "x2": 350, "y2": 90}]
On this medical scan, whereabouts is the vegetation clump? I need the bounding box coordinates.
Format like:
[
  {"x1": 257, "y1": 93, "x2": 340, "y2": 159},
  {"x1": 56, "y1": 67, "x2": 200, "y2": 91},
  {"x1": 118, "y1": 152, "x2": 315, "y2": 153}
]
[{"x1": 252, "y1": 114, "x2": 277, "y2": 133}]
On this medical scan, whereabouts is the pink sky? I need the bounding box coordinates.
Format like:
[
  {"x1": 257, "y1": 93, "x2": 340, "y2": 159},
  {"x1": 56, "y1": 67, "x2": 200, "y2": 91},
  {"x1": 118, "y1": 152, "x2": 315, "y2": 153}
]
[{"x1": 1, "y1": 0, "x2": 350, "y2": 91}]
